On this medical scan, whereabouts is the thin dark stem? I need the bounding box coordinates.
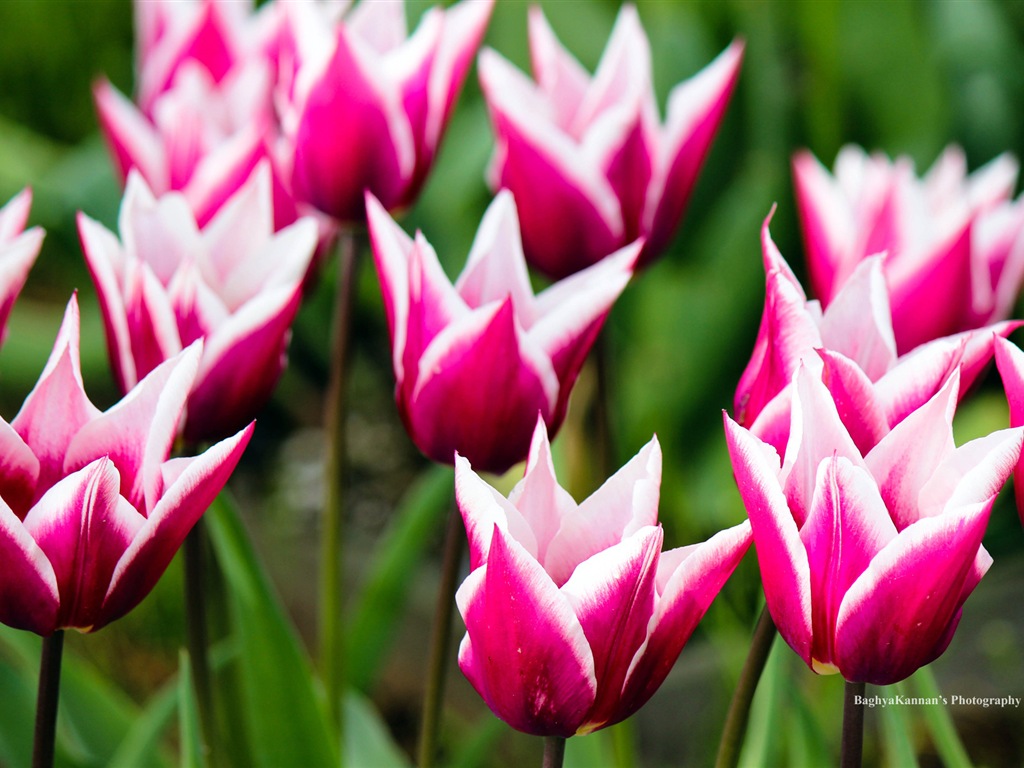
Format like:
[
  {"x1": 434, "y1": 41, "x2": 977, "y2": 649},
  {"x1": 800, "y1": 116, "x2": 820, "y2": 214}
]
[
  {"x1": 320, "y1": 229, "x2": 361, "y2": 736},
  {"x1": 184, "y1": 520, "x2": 219, "y2": 766},
  {"x1": 841, "y1": 680, "x2": 866, "y2": 768},
  {"x1": 417, "y1": 505, "x2": 466, "y2": 768},
  {"x1": 542, "y1": 735, "x2": 566, "y2": 768},
  {"x1": 33, "y1": 630, "x2": 64, "y2": 768},
  {"x1": 714, "y1": 606, "x2": 777, "y2": 768}
]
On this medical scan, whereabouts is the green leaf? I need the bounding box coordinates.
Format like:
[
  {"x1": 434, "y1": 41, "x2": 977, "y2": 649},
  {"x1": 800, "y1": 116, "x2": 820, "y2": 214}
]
[
  {"x1": 347, "y1": 465, "x2": 453, "y2": 691},
  {"x1": 205, "y1": 493, "x2": 339, "y2": 768},
  {"x1": 177, "y1": 651, "x2": 204, "y2": 768},
  {"x1": 565, "y1": 730, "x2": 616, "y2": 768},
  {"x1": 107, "y1": 676, "x2": 177, "y2": 768},
  {"x1": 343, "y1": 691, "x2": 411, "y2": 768}
]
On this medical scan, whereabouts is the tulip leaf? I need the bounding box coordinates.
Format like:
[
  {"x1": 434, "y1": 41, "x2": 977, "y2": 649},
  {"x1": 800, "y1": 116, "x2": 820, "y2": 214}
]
[
  {"x1": 347, "y1": 464, "x2": 453, "y2": 691},
  {"x1": 107, "y1": 675, "x2": 178, "y2": 768},
  {"x1": 343, "y1": 690, "x2": 411, "y2": 768},
  {"x1": 565, "y1": 730, "x2": 616, "y2": 768},
  {"x1": 880, "y1": 684, "x2": 919, "y2": 768},
  {"x1": 909, "y1": 668, "x2": 972, "y2": 768},
  {"x1": 0, "y1": 659, "x2": 36, "y2": 767},
  {"x1": 204, "y1": 492, "x2": 339, "y2": 768}
]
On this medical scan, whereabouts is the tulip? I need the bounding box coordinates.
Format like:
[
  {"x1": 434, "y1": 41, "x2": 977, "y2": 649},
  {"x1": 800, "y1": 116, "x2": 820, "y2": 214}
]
[
  {"x1": 78, "y1": 163, "x2": 318, "y2": 443},
  {"x1": 0, "y1": 295, "x2": 253, "y2": 635},
  {"x1": 793, "y1": 145, "x2": 1024, "y2": 353},
  {"x1": 478, "y1": 5, "x2": 742, "y2": 278},
  {"x1": 994, "y1": 337, "x2": 1024, "y2": 524},
  {"x1": 725, "y1": 365, "x2": 1021, "y2": 685},
  {"x1": 455, "y1": 417, "x2": 751, "y2": 736},
  {"x1": 283, "y1": 0, "x2": 494, "y2": 222},
  {"x1": 367, "y1": 189, "x2": 637, "y2": 475},
  {"x1": 734, "y1": 213, "x2": 1018, "y2": 456},
  {"x1": 0, "y1": 188, "x2": 43, "y2": 344}
]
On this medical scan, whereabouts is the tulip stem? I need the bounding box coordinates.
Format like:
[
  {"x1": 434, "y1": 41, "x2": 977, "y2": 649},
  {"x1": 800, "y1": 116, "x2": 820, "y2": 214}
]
[
  {"x1": 841, "y1": 680, "x2": 866, "y2": 768},
  {"x1": 542, "y1": 736, "x2": 566, "y2": 768},
  {"x1": 417, "y1": 505, "x2": 466, "y2": 768},
  {"x1": 33, "y1": 630, "x2": 64, "y2": 768},
  {"x1": 714, "y1": 605, "x2": 777, "y2": 768},
  {"x1": 184, "y1": 519, "x2": 220, "y2": 767},
  {"x1": 320, "y1": 227, "x2": 362, "y2": 740}
]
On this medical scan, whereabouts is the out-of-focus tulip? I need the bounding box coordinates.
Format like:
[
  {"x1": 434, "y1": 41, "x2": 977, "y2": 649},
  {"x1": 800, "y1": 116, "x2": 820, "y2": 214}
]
[
  {"x1": 78, "y1": 163, "x2": 318, "y2": 443},
  {"x1": 0, "y1": 295, "x2": 253, "y2": 636},
  {"x1": 725, "y1": 366, "x2": 1021, "y2": 685},
  {"x1": 994, "y1": 337, "x2": 1024, "y2": 524},
  {"x1": 793, "y1": 145, "x2": 1024, "y2": 353},
  {"x1": 478, "y1": 4, "x2": 742, "y2": 278},
  {"x1": 455, "y1": 418, "x2": 751, "y2": 736},
  {"x1": 367, "y1": 189, "x2": 637, "y2": 475},
  {"x1": 0, "y1": 189, "x2": 43, "y2": 344},
  {"x1": 283, "y1": 0, "x2": 494, "y2": 222},
  {"x1": 734, "y1": 214, "x2": 1018, "y2": 456}
]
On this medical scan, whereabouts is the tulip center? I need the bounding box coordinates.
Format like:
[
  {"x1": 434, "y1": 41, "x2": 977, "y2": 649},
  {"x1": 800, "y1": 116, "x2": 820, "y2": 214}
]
[{"x1": 811, "y1": 658, "x2": 840, "y2": 676}]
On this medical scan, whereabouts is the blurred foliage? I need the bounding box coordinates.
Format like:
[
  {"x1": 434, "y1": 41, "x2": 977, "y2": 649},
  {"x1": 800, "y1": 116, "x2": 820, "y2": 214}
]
[{"x1": 1, "y1": 0, "x2": 1024, "y2": 766}]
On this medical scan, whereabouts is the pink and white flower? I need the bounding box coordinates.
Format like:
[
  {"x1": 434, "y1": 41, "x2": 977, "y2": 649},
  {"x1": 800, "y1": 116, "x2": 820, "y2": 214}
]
[
  {"x1": 78, "y1": 163, "x2": 318, "y2": 443},
  {"x1": 0, "y1": 295, "x2": 252, "y2": 635},
  {"x1": 367, "y1": 189, "x2": 637, "y2": 474},
  {"x1": 479, "y1": 5, "x2": 742, "y2": 278},
  {"x1": 456, "y1": 418, "x2": 751, "y2": 735},
  {"x1": 0, "y1": 189, "x2": 43, "y2": 344}
]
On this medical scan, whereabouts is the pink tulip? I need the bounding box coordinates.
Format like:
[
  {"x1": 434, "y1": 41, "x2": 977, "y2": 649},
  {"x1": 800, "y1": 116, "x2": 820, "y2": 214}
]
[
  {"x1": 994, "y1": 337, "x2": 1024, "y2": 524},
  {"x1": 455, "y1": 418, "x2": 751, "y2": 736},
  {"x1": 478, "y1": 5, "x2": 742, "y2": 278},
  {"x1": 78, "y1": 163, "x2": 318, "y2": 443},
  {"x1": 793, "y1": 145, "x2": 1024, "y2": 353},
  {"x1": 367, "y1": 189, "x2": 637, "y2": 475},
  {"x1": 0, "y1": 295, "x2": 253, "y2": 635},
  {"x1": 0, "y1": 189, "x2": 43, "y2": 344},
  {"x1": 725, "y1": 366, "x2": 1021, "y2": 685},
  {"x1": 283, "y1": 0, "x2": 494, "y2": 222},
  {"x1": 734, "y1": 213, "x2": 1018, "y2": 457}
]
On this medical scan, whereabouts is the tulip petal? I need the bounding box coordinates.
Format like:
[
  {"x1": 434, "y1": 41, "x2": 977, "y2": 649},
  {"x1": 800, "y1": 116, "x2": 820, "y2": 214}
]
[
  {"x1": 456, "y1": 527, "x2": 596, "y2": 737},
  {"x1": 995, "y1": 337, "x2": 1024, "y2": 522},
  {"x1": 817, "y1": 349, "x2": 888, "y2": 455},
  {"x1": 24, "y1": 459, "x2": 144, "y2": 632},
  {"x1": 102, "y1": 423, "x2": 253, "y2": 627},
  {"x1": 835, "y1": 496, "x2": 991, "y2": 684},
  {"x1": 560, "y1": 526, "x2": 661, "y2": 732},
  {"x1": 545, "y1": 437, "x2": 661, "y2": 586},
  {"x1": 724, "y1": 414, "x2": 812, "y2": 667},
  {"x1": 618, "y1": 520, "x2": 751, "y2": 722},
  {"x1": 93, "y1": 80, "x2": 168, "y2": 190},
  {"x1": 800, "y1": 456, "x2": 897, "y2": 672},
  {"x1": 0, "y1": 496, "x2": 58, "y2": 635},
  {"x1": 792, "y1": 149, "x2": 852, "y2": 304}
]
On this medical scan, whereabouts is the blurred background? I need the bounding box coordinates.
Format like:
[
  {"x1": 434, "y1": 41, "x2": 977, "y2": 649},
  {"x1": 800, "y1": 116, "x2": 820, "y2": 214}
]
[{"x1": 2, "y1": 0, "x2": 1024, "y2": 766}]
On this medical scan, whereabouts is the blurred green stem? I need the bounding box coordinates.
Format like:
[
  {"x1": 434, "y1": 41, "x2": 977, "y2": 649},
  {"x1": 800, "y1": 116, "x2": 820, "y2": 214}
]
[
  {"x1": 320, "y1": 228, "x2": 362, "y2": 739},
  {"x1": 33, "y1": 629, "x2": 63, "y2": 768},
  {"x1": 841, "y1": 680, "x2": 865, "y2": 768},
  {"x1": 184, "y1": 520, "x2": 219, "y2": 767},
  {"x1": 542, "y1": 736, "x2": 566, "y2": 768},
  {"x1": 417, "y1": 505, "x2": 466, "y2": 768},
  {"x1": 714, "y1": 605, "x2": 777, "y2": 768},
  {"x1": 594, "y1": 330, "x2": 616, "y2": 478}
]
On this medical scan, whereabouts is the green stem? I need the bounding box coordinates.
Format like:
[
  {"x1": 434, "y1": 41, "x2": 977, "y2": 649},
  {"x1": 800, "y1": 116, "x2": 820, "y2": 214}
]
[
  {"x1": 184, "y1": 520, "x2": 219, "y2": 767},
  {"x1": 841, "y1": 680, "x2": 866, "y2": 768},
  {"x1": 594, "y1": 329, "x2": 616, "y2": 479},
  {"x1": 320, "y1": 229, "x2": 361, "y2": 737},
  {"x1": 33, "y1": 630, "x2": 64, "y2": 768},
  {"x1": 417, "y1": 505, "x2": 466, "y2": 768},
  {"x1": 911, "y1": 667, "x2": 972, "y2": 768},
  {"x1": 542, "y1": 735, "x2": 566, "y2": 768},
  {"x1": 714, "y1": 606, "x2": 777, "y2": 768}
]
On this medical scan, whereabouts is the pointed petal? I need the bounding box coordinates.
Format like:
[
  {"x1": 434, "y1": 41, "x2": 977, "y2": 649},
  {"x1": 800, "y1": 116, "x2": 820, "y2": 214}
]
[
  {"x1": 101, "y1": 423, "x2": 253, "y2": 627},
  {"x1": 92, "y1": 79, "x2": 167, "y2": 189},
  {"x1": 455, "y1": 527, "x2": 596, "y2": 737},
  {"x1": 723, "y1": 414, "x2": 812, "y2": 667},
  {"x1": 545, "y1": 436, "x2": 661, "y2": 586},
  {"x1": 792, "y1": 149, "x2": 851, "y2": 305},
  {"x1": 0, "y1": 496, "x2": 58, "y2": 635},
  {"x1": 817, "y1": 349, "x2": 888, "y2": 455}
]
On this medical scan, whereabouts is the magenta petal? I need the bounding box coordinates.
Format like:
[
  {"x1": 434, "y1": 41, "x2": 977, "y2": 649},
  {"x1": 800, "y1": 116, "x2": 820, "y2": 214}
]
[
  {"x1": 723, "y1": 414, "x2": 813, "y2": 666},
  {"x1": 559, "y1": 526, "x2": 661, "y2": 732},
  {"x1": 0, "y1": 497, "x2": 58, "y2": 635},
  {"x1": 456, "y1": 527, "x2": 596, "y2": 737},
  {"x1": 291, "y1": 28, "x2": 413, "y2": 220},
  {"x1": 101, "y1": 423, "x2": 253, "y2": 627},
  {"x1": 23, "y1": 458, "x2": 143, "y2": 632},
  {"x1": 406, "y1": 298, "x2": 556, "y2": 474},
  {"x1": 92, "y1": 79, "x2": 167, "y2": 189},
  {"x1": 817, "y1": 350, "x2": 888, "y2": 455},
  {"x1": 0, "y1": 418, "x2": 40, "y2": 519},
  {"x1": 800, "y1": 456, "x2": 896, "y2": 672},
  {"x1": 793, "y1": 149, "x2": 848, "y2": 305},
  {"x1": 618, "y1": 521, "x2": 751, "y2": 721},
  {"x1": 996, "y1": 337, "x2": 1024, "y2": 521},
  {"x1": 834, "y1": 500, "x2": 991, "y2": 684}
]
